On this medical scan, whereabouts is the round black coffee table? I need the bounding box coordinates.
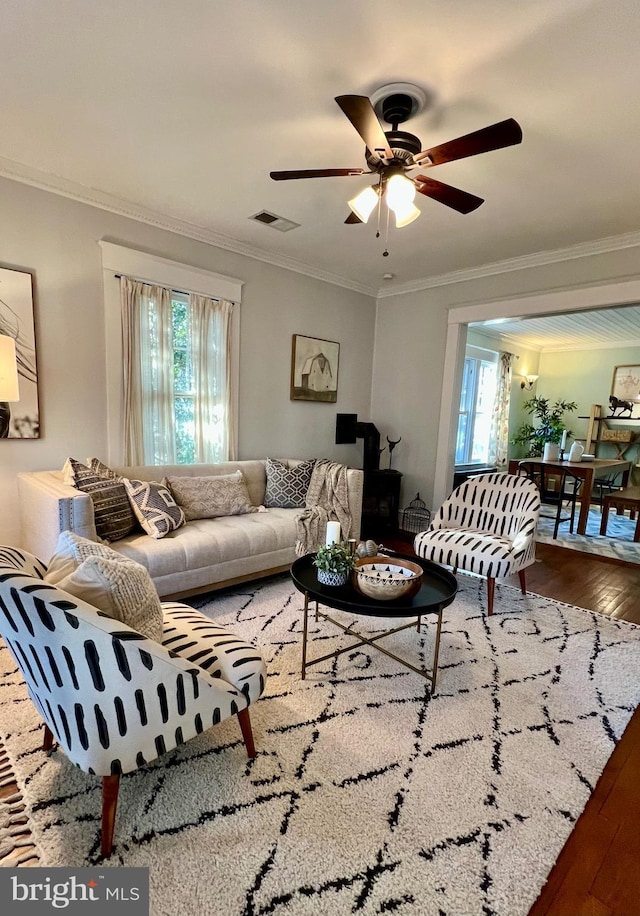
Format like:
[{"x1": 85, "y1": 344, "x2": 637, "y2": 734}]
[{"x1": 290, "y1": 552, "x2": 458, "y2": 693}]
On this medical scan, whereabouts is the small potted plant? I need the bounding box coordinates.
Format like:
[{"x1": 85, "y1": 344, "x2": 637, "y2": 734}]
[{"x1": 313, "y1": 541, "x2": 355, "y2": 587}]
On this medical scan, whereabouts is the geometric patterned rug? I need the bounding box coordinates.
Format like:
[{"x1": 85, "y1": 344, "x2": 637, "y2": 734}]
[
  {"x1": 537, "y1": 504, "x2": 640, "y2": 564},
  {"x1": 1, "y1": 572, "x2": 639, "y2": 916}
]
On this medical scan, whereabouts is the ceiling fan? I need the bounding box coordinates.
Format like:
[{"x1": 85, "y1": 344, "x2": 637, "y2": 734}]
[{"x1": 270, "y1": 88, "x2": 522, "y2": 233}]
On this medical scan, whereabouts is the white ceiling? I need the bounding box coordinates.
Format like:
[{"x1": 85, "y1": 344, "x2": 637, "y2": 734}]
[
  {"x1": 471, "y1": 303, "x2": 640, "y2": 351},
  {"x1": 2, "y1": 0, "x2": 640, "y2": 298}
]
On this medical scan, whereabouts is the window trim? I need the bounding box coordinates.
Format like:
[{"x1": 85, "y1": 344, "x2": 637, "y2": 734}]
[{"x1": 99, "y1": 241, "x2": 242, "y2": 464}]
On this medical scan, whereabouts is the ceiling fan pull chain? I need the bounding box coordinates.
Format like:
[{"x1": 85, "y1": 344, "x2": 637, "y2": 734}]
[
  {"x1": 375, "y1": 173, "x2": 383, "y2": 238},
  {"x1": 383, "y1": 204, "x2": 390, "y2": 257}
]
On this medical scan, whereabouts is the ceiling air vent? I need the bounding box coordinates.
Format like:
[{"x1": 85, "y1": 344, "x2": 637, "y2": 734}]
[{"x1": 250, "y1": 210, "x2": 300, "y2": 232}]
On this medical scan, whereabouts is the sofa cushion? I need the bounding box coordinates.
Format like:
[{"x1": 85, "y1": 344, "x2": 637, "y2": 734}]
[
  {"x1": 165, "y1": 470, "x2": 258, "y2": 521},
  {"x1": 113, "y1": 508, "x2": 300, "y2": 579},
  {"x1": 124, "y1": 479, "x2": 186, "y2": 539},
  {"x1": 53, "y1": 555, "x2": 163, "y2": 642},
  {"x1": 264, "y1": 458, "x2": 315, "y2": 509},
  {"x1": 46, "y1": 530, "x2": 131, "y2": 583},
  {"x1": 62, "y1": 457, "x2": 137, "y2": 542}
]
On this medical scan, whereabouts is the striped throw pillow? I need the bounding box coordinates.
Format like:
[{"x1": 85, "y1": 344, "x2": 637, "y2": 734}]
[{"x1": 63, "y1": 457, "x2": 137, "y2": 542}]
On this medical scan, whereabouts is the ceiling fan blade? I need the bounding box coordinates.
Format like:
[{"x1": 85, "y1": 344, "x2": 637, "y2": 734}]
[
  {"x1": 414, "y1": 176, "x2": 484, "y2": 214},
  {"x1": 335, "y1": 95, "x2": 394, "y2": 162},
  {"x1": 413, "y1": 118, "x2": 522, "y2": 167},
  {"x1": 270, "y1": 168, "x2": 365, "y2": 180},
  {"x1": 345, "y1": 211, "x2": 362, "y2": 224}
]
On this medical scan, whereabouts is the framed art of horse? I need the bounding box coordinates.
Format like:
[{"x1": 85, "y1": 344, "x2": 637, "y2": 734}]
[{"x1": 611, "y1": 365, "x2": 640, "y2": 408}]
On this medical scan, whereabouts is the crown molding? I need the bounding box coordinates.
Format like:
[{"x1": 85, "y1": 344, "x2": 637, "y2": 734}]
[
  {"x1": 376, "y1": 230, "x2": 640, "y2": 299},
  {"x1": 0, "y1": 156, "x2": 378, "y2": 298},
  {"x1": 4, "y1": 155, "x2": 640, "y2": 303}
]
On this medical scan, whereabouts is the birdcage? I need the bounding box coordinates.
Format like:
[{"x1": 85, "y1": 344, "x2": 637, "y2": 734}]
[{"x1": 401, "y1": 492, "x2": 432, "y2": 535}]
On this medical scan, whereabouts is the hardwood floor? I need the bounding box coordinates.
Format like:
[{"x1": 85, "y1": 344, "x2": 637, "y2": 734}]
[
  {"x1": 512, "y1": 544, "x2": 640, "y2": 916},
  {"x1": 2, "y1": 542, "x2": 640, "y2": 912},
  {"x1": 387, "y1": 536, "x2": 640, "y2": 915},
  {"x1": 517, "y1": 541, "x2": 640, "y2": 624}
]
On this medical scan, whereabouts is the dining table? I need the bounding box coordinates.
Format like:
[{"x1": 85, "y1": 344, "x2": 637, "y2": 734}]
[{"x1": 507, "y1": 456, "x2": 632, "y2": 535}]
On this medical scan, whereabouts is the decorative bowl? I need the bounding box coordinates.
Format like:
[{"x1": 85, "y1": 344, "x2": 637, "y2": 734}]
[{"x1": 353, "y1": 556, "x2": 423, "y2": 602}]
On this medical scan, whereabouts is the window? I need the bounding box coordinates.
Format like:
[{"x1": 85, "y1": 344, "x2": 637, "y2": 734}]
[
  {"x1": 455, "y1": 349, "x2": 498, "y2": 466},
  {"x1": 166, "y1": 294, "x2": 194, "y2": 464},
  {"x1": 100, "y1": 242, "x2": 242, "y2": 465},
  {"x1": 160, "y1": 294, "x2": 230, "y2": 465},
  {"x1": 121, "y1": 280, "x2": 234, "y2": 465}
]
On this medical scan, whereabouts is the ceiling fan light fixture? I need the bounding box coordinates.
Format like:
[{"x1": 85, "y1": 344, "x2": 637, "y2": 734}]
[
  {"x1": 385, "y1": 173, "x2": 416, "y2": 209},
  {"x1": 393, "y1": 202, "x2": 421, "y2": 228},
  {"x1": 385, "y1": 174, "x2": 419, "y2": 227},
  {"x1": 348, "y1": 185, "x2": 378, "y2": 223}
]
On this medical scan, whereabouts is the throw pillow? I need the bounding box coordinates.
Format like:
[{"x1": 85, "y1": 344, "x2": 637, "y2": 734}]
[
  {"x1": 62, "y1": 457, "x2": 137, "y2": 542},
  {"x1": 264, "y1": 458, "x2": 316, "y2": 509},
  {"x1": 164, "y1": 471, "x2": 257, "y2": 521},
  {"x1": 123, "y1": 478, "x2": 186, "y2": 539},
  {"x1": 53, "y1": 555, "x2": 163, "y2": 642},
  {"x1": 46, "y1": 529, "x2": 131, "y2": 585}
]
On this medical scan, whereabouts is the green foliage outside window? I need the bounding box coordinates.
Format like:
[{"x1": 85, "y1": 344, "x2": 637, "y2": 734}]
[{"x1": 171, "y1": 298, "x2": 195, "y2": 465}]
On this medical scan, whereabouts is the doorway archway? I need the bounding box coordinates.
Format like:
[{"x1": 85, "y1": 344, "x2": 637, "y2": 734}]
[{"x1": 433, "y1": 276, "x2": 640, "y2": 507}]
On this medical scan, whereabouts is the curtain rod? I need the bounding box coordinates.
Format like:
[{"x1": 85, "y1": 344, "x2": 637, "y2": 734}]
[
  {"x1": 114, "y1": 274, "x2": 191, "y2": 298},
  {"x1": 114, "y1": 273, "x2": 238, "y2": 306}
]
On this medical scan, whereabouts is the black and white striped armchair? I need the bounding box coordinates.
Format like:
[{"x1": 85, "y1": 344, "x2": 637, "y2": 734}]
[
  {"x1": 413, "y1": 473, "x2": 541, "y2": 616},
  {"x1": 0, "y1": 546, "x2": 266, "y2": 857}
]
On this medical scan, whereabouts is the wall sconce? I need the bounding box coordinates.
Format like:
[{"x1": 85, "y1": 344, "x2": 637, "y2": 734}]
[
  {"x1": 520, "y1": 374, "x2": 539, "y2": 390},
  {"x1": 0, "y1": 335, "x2": 20, "y2": 438}
]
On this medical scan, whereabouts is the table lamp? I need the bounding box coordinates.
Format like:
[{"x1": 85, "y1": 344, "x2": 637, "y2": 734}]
[{"x1": 0, "y1": 335, "x2": 20, "y2": 438}]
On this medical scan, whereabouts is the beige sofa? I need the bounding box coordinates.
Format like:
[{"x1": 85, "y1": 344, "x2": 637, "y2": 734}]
[{"x1": 17, "y1": 459, "x2": 363, "y2": 599}]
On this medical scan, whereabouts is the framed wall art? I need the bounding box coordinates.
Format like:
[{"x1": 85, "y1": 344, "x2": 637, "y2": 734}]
[
  {"x1": 611, "y1": 364, "x2": 640, "y2": 405},
  {"x1": 0, "y1": 267, "x2": 39, "y2": 438},
  {"x1": 290, "y1": 334, "x2": 339, "y2": 403}
]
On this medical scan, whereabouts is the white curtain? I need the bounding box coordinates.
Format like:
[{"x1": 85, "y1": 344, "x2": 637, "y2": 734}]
[
  {"x1": 121, "y1": 278, "x2": 234, "y2": 465},
  {"x1": 487, "y1": 351, "x2": 514, "y2": 467},
  {"x1": 122, "y1": 278, "x2": 175, "y2": 465},
  {"x1": 189, "y1": 293, "x2": 235, "y2": 462}
]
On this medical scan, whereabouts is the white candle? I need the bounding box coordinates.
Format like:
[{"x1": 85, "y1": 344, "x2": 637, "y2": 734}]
[
  {"x1": 325, "y1": 521, "x2": 341, "y2": 546},
  {"x1": 560, "y1": 430, "x2": 567, "y2": 451}
]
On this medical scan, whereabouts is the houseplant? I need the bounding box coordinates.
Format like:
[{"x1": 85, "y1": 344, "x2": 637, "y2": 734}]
[
  {"x1": 313, "y1": 541, "x2": 355, "y2": 587},
  {"x1": 511, "y1": 396, "x2": 577, "y2": 458}
]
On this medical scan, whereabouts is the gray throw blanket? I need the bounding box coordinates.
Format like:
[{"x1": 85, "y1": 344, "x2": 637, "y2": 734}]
[{"x1": 295, "y1": 459, "x2": 352, "y2": 556}]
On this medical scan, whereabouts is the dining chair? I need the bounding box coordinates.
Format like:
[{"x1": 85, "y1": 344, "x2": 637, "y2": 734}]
[
  {"x1": 593, "y1": 471, "x2": 624, "y2": 507},
  {"x1": 517, "y1": 461, "x2": 583, "y2": 538}
]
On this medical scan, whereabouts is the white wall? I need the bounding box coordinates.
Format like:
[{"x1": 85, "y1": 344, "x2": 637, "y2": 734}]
[
  {"x1": 371, "y1": 293, "x2": 449, "y2": 509},
  {"x1": 372, "y1": 245, "x2": 640, "y2": 513},
  {"x1": 0, "y1": 177, "x2": 376, "y2": 547}
]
